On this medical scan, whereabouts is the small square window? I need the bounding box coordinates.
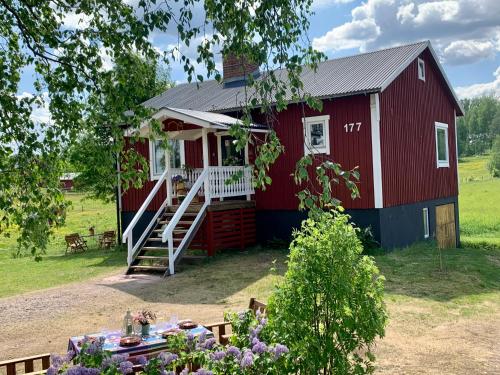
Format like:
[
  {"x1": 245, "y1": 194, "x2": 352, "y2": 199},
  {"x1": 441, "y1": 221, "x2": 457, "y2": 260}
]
[
  {"x1": 423, "y1": 207, "x2": 430, "y2": 239},
  {"x1": 418, "y1": 58, "x2": 425, "y2": 81},
  {"x1": 435, "y1": 122, "x2": 449, "y2": 168},
  {"x1": 303, "y1": 115, "x2": 330, "y2": 154}
]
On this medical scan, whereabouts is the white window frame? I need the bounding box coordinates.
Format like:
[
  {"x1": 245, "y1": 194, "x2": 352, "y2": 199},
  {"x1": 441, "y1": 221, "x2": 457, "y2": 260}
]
[
  {"x1": 149, "y1": 139, "x2": 185, "y2": 180},
  {"x1": 435, "y1": 122, "x2": 449, "y2": 168},
  {"x1": 302, "y1": 115, "x2": 330, "y2": 155},
  {"x1": 418, "y1": 58, "x2": 425, "y2": 81},
  {"x1": 423, "y1": 207, "x2": 430, "y2": 239}
]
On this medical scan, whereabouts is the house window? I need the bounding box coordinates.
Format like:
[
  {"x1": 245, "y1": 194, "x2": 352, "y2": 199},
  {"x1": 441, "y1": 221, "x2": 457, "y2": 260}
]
[
  {"x1": 418, "y1": 58, "x2": 425, "y2": 81},
  {"x1": 423, "y1": 207, "x2": 430, "y2": 239},
  {"x1": 302, "y1": 115, "x2": 330, "y2": 155},
  {"x1": 150, "y1": 139, "x2": 184, "y2": 180},
  {"x1": 435, "y1": 122, "x2": 449, "y2": 168}
]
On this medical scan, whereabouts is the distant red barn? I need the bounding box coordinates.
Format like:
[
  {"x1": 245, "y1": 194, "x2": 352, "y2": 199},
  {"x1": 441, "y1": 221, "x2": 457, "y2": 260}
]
[{"x1": 120, "y1": 41, "x2": 463, "y2": 275}]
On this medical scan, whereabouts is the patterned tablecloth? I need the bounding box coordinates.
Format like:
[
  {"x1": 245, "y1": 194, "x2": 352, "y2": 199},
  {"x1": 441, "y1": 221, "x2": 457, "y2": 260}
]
[{"x1": 68, "y1": 322, "x2": 212, "y2": 357}]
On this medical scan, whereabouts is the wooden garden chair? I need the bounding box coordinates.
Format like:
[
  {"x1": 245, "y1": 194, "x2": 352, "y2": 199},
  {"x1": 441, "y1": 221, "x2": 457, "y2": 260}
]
[
  {"x1": 98, "y1": 231, "x2": 116, "y2": 249},
  {"x1": 204, "y1": 298, "x2": 267, "y2": 345},
  {"x1": 64, "y1": 233, "x2": 88, "y2": 254}
]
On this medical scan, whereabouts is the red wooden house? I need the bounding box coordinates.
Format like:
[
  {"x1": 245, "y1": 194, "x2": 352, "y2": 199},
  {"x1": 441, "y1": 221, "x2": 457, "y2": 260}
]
[{"x1": 121, "y1": 41, "x2": 463, "y2": 275}]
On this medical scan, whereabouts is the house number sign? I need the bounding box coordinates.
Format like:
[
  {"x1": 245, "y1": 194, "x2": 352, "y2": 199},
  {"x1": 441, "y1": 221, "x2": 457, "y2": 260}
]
[{"x1": 344, "y1": 122, "x2": 362, "y2": 132}]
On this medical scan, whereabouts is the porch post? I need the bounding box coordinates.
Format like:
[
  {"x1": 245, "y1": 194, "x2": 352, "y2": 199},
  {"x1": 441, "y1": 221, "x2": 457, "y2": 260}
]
[
  {"x1": 245, "y1": 143, "x2": 251, "y2": 201},
  {"x1": 202, "y1": 128, "x2": 211, "y2": 203},
  {"x1": 165, "y1": 140, "x2": 172, "y2": 206}
]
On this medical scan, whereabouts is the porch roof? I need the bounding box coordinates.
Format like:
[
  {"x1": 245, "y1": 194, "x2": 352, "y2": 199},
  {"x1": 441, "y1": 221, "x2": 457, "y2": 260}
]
[{"x1": 126, "y1": 107, "x2": 269, "y2": 138}]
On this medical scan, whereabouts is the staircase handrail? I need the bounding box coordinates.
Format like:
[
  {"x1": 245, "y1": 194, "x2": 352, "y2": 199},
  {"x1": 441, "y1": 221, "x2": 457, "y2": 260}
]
[
  {"x1": 161, "y1": 168, "x2": 209, "y2": 275},
  {"x1": 122, "y1": 167, "x2": 169, "y2": 266},
  {"x1": 161, "y1": 168, "x2": 209, "y2": 243},
  {"x1": 122, "y1": 168, "x2": 168, "y2": 241}
]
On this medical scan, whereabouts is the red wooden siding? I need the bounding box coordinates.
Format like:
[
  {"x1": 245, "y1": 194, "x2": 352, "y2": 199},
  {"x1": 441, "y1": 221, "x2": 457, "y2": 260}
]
[
  {"x1": 379, "y1": 49, "x2": 458, "y2": 207},
  {"x1": 253, "y1": 95, "x2": 374, "y2": 210}
]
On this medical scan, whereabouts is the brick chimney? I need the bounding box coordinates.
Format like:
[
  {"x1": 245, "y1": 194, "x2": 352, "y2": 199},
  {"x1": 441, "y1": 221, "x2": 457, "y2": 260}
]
[{"x1": 222, "y1": 53, "x2": 260, "y2": 86}]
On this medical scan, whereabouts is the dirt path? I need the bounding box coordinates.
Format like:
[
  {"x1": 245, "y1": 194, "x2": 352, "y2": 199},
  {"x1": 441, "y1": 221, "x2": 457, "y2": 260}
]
[{"x1": 1, "y1": 264, "x2": 499, "y2": 374}]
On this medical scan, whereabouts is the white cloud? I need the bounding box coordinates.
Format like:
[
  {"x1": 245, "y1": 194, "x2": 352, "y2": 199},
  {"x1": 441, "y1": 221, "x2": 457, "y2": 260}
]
[
  {"x1": 456, "y1": 66, "x2": 500, "y2": 98},
  {"x1": 17, "y1": 92, "x2": 51, "y2": 124},
  {"x1": 313, "y1": 0, "x2": 500, "y2": 64},
  {"x1": 313, "y1": 18, "x2": 380, "y2": 52},
  {"x1": 443, "y1": 40, "x2": 496, "y2": 65}
]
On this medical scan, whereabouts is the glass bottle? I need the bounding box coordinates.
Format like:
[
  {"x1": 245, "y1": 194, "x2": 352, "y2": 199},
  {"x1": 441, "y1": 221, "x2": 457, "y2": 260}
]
[{"x1": 123, "y1": 310, "x2": 133, "y2": 336}]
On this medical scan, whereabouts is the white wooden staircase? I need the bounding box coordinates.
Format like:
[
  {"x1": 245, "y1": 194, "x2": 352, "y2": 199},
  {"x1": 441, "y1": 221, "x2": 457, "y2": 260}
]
[{"x1": 122, "y1": 166, "x2": 254, "y2": 277}]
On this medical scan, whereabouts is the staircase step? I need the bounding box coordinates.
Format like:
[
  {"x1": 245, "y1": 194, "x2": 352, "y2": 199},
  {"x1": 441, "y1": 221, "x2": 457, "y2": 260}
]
[
  {"x1": 129, "y1": 265, "x2": 167, "y2": 271},
  {"x1": 164, "y1": 212, "x2": 198, "y2": 217},
  {"x1": 136, "y1": 255, "x2": 169, "y2": 260},
  {"x1": 157, "y1": 220, "x2": 194, "y2": 225},
  {"x1": 147, "y1": 237, "x2": 182, "y2": 242},
  {"x1": 142, "y1": 246, "x2": 175, "y2": 251},
  {"x1": 152, "y1": 229, "x2": 188, "y2": 234}
]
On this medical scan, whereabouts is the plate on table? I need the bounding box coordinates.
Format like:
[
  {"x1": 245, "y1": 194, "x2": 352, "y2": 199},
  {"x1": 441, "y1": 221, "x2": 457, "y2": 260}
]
[
  {"x1": 159, "y1": 327, "x2": 181, "y2": 338},
  {"x1": 120, "y1": 336, "x2": 141, "y2": 347},
  {"x1": 178, "y1": 320, "x2": 198, "y2": 330}
]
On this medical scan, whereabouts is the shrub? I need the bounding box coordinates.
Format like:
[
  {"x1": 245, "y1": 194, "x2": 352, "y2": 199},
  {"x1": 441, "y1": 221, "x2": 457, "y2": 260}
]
[
  {"x1": 268, "y1": 210, "x2": 387, "y2": 375},
  {"x1": 488, "y1": 135, "x2": 500, "y2": 177}
]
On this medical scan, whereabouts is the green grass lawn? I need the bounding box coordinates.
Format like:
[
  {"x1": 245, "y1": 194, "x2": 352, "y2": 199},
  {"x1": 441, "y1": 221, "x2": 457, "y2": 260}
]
[
  {"x1": 458, "y1": 155, "x2": 500, "y2": 246},
  {"x1": 0, "y1": 193, "x2": 125, "y2": 298}
]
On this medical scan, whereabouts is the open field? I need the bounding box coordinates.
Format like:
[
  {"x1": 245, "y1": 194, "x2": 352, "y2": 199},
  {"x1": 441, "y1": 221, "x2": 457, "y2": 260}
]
[
  {"x1": 0, "y1": 244, "x2": 499, "y2": 374},
  {"x1": 0, "y1": 193, "x2": 125, "y2": 298},
  {"x1": 458, "y1": 155, "x2": 500, "y2": 246}
]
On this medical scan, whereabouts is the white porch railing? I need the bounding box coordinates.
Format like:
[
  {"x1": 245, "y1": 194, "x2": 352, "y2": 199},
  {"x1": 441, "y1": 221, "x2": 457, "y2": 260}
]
[{"x1": 122, "y1": 165, "x2": 254, "y2": 272}]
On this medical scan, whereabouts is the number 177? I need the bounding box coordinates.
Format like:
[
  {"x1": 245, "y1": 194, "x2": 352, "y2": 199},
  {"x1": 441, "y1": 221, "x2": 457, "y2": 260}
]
[{"x1": 344, "y1": 122, "x2": 362, "y2": 132}]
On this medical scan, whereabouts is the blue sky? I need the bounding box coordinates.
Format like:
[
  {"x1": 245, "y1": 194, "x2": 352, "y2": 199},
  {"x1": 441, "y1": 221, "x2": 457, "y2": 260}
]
[{"x1": 18, "y1": 0, "x2": 500, "y2": 122}]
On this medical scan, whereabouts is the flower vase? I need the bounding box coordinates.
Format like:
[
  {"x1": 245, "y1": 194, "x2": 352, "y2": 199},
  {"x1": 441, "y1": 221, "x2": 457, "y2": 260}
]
[{"x1": 141, "y1": 324, "x2": 150, "y2": 337}]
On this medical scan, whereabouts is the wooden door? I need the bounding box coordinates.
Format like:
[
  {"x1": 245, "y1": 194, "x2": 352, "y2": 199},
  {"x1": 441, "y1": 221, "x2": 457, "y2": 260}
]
[{"x1": 436, "y1": 203, "x2": 456, "y2": 249}]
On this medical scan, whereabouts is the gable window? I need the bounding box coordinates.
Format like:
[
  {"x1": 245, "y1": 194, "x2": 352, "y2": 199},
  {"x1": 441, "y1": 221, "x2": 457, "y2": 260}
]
[
  {"x1": 435, "y1": 122, "x2": 449, "y2": 168},
  {"x1": 423, "y1": 207, "x2": 430, "y2": 239},
  {"x1": 150, "y1": 139, "x2": 184, "y2": 180},
  {"x1": 302, "y1": 115, "x2": 330, "y2": 155},
  {"x1": 418, "y1": 58, "x2": 425, "y2": 81}
]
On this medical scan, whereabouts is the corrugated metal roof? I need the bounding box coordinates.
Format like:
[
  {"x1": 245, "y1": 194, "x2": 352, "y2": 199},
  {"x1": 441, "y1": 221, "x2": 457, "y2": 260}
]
[{"x1": 144, "y1": 41, "x2": 462, "y2": 114}]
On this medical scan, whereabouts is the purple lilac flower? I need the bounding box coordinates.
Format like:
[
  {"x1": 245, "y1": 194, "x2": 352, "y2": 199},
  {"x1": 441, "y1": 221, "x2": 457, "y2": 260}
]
[
  {"x1": 46, "y1": 366, "x2": 57, "y2": 375},
  {"x1": 237, "y1": 310, "x2": 248, "y2": 320},
  {"x1": 252, "y1": 340, "x2": 267, "y2": 354},
  {"x1": 50, "y1": 354, "x2": 65, "y2": 368},
  {"x1": 210, "y1": 350, "x2": 226, "y2": 361},
  {"x1": 119, "y1": 361, "x2": 134, "y2": 374},
  {"x1": 226, "y1": 346, "x2": 241, "y2": 359},
  {"x1": 66, "y1": 366, "x2": 98, "y2": 375},
  {"x1": 82, "y1": 368, "x2": 100, "y2": 375},
  {"x1": 201, "y1": 337, "x2": 216, "y2": 350},
  {"x1": 66, "y1": 350, "x2": 76, "y2": 361},
  {"x1": 198, "y1": 331, "x2": 207, "y2": 344},
  {"x1": 195, "y1": 369, "x2": 213, "y2": 375},
  {"x1": 179, "y1": 369, "x2": 189, "y2": 375},
  {"x1": 102, "y1": 354, "x2": 129, "y2": 369},
  {"x1": 272, "y1": 344, "x2": 289, "y2": 359},
  {"x1": 136, "y1": 355, "x2": 148, "y2": 366},
  {"x1": 158, "y1": 352, "x2": 178, "y2": 366},
  {"x1": 240, "y1": 350, "x2": 254, "y2": 369}
]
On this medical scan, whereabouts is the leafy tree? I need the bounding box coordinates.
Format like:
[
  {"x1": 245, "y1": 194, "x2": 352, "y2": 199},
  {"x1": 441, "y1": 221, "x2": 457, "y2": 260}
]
[
  {"x1": 488, "y1": 136, "x2": 500, "y2": 177},
  {"x1": 457, "y1": 96, "x2": 500, "y2": 156},
  {"x1": 68, "y1": 53, "x2": 173, "y2": 202},
  {"x1": 268, "y1": 211, "x2": 387, "y2": 375}
]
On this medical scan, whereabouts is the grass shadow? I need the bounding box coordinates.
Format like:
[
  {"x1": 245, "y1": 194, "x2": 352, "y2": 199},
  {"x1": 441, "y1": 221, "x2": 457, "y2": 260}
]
[{"x1": 102, "y1": 247, "x2": 288, "y2": 305}]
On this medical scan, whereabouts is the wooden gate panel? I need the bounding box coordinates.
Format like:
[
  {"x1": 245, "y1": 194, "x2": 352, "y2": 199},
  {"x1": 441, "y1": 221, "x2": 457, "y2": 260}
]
[{"x1": 436, "y1": 203, "x2": 456, "y2": 249}]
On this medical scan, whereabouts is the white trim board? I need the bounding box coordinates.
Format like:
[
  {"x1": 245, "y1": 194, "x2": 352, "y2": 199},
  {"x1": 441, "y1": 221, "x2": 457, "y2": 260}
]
[{"x1": 370, "y1": 93, "x2": 383, "y2": 209}]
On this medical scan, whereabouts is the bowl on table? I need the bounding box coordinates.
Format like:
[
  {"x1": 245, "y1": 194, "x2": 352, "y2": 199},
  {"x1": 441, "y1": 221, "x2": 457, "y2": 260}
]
[
  {"x1": 178, "y1": 320, "x2": 198, "y2": 330},
  {"x1": 120, "y1": 335, "x2": 141, "y2": 347}
]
